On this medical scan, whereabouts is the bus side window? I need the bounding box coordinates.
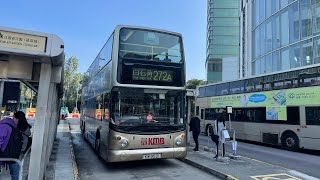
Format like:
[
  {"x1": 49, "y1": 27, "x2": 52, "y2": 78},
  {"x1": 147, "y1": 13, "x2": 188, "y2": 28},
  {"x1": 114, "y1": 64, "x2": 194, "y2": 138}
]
[{"x1": 196, "y1": 106, "x2": 199, "y2": 116}]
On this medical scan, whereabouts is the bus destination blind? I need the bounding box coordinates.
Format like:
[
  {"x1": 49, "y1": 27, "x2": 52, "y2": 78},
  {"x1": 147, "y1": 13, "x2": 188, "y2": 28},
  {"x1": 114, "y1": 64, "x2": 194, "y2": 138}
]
[{"x1": 132, "y1": 68, "x2": 173, "y2": 82}]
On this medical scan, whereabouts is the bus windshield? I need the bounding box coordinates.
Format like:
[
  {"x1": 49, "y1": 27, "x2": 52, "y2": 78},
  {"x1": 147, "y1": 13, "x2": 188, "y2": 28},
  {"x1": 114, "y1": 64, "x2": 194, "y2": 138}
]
[
  {"x1": 119, "y1": 28, "x2": 183, "y2": 63},
  {"x1": 111, "y1": 88, "x2": 185, "y2": 130}
]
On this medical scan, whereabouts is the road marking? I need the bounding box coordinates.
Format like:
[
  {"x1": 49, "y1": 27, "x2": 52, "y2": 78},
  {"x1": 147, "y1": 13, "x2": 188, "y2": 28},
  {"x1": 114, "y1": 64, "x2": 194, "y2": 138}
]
[
  {"x1": 251, "y1": 173, "x2": 301, "y2": 180},
  {"x1": 288, "y1": 170, "x2": 320, "y2": 180}
]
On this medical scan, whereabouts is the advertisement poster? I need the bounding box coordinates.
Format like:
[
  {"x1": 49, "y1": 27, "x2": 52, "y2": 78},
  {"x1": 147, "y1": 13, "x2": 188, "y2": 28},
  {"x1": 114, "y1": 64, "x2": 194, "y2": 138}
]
[
  {"x1": 211, "y1": 86, "x2": 320, "y2": 121},
  {"x1": 266, "y1": 106, "x2": 287, "y2": 121}
]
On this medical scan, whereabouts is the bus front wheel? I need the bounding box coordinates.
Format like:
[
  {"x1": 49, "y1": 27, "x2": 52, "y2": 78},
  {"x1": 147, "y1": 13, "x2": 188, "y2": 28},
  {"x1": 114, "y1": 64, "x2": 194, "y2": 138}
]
[{"x1": 281, "y1": 132, "x2": 299, "y2": 151}]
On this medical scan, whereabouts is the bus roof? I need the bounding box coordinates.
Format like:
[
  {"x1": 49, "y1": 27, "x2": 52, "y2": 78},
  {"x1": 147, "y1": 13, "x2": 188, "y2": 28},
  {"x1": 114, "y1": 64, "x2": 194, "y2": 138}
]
[{"x1": 198, "y1": 64, "x2": 320, "y2": 89}]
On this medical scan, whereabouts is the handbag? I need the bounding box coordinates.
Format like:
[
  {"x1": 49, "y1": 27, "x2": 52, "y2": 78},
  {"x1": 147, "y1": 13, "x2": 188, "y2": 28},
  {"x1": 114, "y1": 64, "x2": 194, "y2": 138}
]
[
  {"x1": 210, "y1": 133, "x2": 219, "y2": 144},
  {"x1": 222, "y1": 129, "x2": 230, "y2": 139}
]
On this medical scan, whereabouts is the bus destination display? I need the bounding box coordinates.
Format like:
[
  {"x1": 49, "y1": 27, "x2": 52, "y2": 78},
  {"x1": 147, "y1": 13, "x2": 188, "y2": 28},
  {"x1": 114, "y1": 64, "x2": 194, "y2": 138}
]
[{"x1": 132, "y1": 68, "x2": 173, "y2": 82}]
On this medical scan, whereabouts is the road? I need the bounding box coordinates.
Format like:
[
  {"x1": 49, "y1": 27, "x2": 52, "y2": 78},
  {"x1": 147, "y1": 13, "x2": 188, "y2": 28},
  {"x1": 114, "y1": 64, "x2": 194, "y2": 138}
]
[
  {"x1": 197, "y1": 134, "x2": 320, "y2": 178},
  {"x1": 68, "y1": 118, "x2": 218, "y2": 180}
]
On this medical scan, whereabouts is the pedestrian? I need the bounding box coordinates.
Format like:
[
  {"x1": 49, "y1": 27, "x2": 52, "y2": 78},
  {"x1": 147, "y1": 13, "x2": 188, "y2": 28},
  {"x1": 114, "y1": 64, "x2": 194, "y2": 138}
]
[
  {"x1": 189, "y1": 113, "x2": 200, "y2": 152},
  {"x1": 215, "y1": 111, "x2": 227, "y2": 157},
  {"x1": 14, "y1": 111, "x2": 32, "y2": 153},
  {"x1": 0, "y1": 116, "x2": 23, "y2": 180}
]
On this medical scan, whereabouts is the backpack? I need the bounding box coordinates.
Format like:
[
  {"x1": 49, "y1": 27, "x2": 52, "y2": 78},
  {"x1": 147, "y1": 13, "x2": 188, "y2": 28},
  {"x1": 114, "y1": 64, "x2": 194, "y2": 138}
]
[{"x1": 0, "y1": 123, "x2": 23, "y2": 159}]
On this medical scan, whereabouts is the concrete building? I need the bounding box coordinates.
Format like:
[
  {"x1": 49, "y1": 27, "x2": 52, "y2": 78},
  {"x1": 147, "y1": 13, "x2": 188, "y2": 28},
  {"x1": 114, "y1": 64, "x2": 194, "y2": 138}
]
[
  {"x1": 240, "y1": 0, "x2": 320, "y2": 78},
  {"x1": 206, "y1": 0, "x2": 240, "y2": 83}
]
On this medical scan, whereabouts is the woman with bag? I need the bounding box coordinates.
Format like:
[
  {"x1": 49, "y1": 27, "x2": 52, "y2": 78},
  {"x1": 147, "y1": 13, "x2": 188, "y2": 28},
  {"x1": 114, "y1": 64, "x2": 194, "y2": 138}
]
[
  {"x1": 212, "y1": 111, "x2": 227, "y2": 158},
  {"x1": 14, "y1": 111, "x2": 32, "y2": 154}
]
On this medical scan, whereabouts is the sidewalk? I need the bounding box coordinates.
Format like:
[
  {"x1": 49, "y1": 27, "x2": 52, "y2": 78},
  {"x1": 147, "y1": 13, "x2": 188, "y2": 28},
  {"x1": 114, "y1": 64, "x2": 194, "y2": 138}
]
[
  {"x1": 181, "y1": 144, "x2": 319, "y2": 180},
  {"x1": 45, "y1": 120, "x2": 79, "y2": 180}
]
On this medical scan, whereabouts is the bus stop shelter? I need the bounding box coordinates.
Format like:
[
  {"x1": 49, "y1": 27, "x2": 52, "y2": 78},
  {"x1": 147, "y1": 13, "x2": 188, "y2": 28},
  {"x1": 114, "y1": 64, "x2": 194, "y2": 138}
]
[{"x1": 0, "y1": 26, "x2": 64, "y2": 179}]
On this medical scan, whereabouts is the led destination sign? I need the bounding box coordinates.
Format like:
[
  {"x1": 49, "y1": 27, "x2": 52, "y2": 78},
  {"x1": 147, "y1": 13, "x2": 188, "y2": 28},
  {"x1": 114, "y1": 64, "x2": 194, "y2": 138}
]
[{"x1": 132, "y1": 68, "x2": 173, "y2": 82}]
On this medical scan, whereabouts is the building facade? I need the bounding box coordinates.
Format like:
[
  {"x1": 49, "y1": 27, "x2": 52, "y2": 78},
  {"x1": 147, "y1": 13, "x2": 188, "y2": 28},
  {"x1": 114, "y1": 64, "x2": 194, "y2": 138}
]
[
  {"x1": 240, "y1": 0, "x2": 320, "y2": 77},
  {"x1": 206, "y1": 0, "x2": 240, "y2": 83}
]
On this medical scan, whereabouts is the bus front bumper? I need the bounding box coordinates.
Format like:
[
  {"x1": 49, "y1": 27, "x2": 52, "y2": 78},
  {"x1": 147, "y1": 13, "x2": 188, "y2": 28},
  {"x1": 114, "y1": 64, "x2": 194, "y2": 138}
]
[{"x1": 107, "y1": 147, "x2": 187, "y2": 162}]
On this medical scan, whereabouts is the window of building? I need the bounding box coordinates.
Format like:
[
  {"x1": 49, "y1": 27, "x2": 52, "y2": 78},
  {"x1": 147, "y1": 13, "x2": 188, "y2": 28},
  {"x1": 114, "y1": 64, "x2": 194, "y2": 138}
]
[
  {"x1": 252, "y1": 61, "x2": 256, "y2": 76},
  {"x1": 266, "y1": 53, "x2": 273, "y2": 73},
  {"x1": 254, "y1": 28, "x2": 260, "y2": 58},
  {"x1": 306, "y1": 107, "x2": 320, "y2": 125},
  {"x1": 261, "y1": 56, "x2": 266, "y2": 74},
  {"x1": 290, "y1": 43, "x2": 301, "y2": 68},
  {"x1": 280, "y1": 8, "x2": 289, "y2": 46},
  {"x1": 281, "y1": 48, "x2": 290, "y2": 70},
  {"x1": 300, "y1": 0, "x2": 313, "y2": 38},
  {"x1": 259, "y1": 0, "x2": 266, "y2": 23},
  {"x1": 256, "y1": 58, "x2": 261, "y2": 75},
  {"x1": 289, "y1": 2, "x2": 300, "y2": 43},
  {"x1": 266, "y1": 20, "x2": 272, "y2": 52},
  {"x1": 273, "y1": 50, "x2": 280, "y2": 72},
  {"x1": 312, "y1": 0, "x2": 320, "y2": 34},
  {"x1": 260, "y1": 23, "x2": 266, "y2": 55},
  {"x1": 253, "y1": 0, "x2": 260, "y2": 27},
  {"x1": 266, "y1": 0, "x2": 272, "y2": 18},
  {"x1": 273, "y1": 14, "x2": 281, "y2": 49},
  {"x1": 314, "y1": 36, "x2": 320, "y2": 64},
  {"x1": 272, "y1": 0, "x2": 280, "y2": 14},
  {"x1": 280, "y1": 0, "x2": 289, "y2": 9},
  {"x1": 301, "y1": 39, "x2": 313, "y2": 66}
]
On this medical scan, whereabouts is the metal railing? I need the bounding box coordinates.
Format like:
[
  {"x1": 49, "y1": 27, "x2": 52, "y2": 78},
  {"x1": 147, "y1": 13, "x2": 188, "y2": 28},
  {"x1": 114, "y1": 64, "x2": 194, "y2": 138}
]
[{"x1": 0, "y1": 146, "x2": 31, "y2": 180}]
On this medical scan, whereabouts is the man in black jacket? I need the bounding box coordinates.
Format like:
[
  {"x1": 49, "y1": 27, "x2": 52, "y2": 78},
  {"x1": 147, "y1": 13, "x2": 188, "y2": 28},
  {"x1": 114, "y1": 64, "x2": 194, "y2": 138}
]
[{"x1": 189, "y1": 113, "x2": 200, "y2": 151}]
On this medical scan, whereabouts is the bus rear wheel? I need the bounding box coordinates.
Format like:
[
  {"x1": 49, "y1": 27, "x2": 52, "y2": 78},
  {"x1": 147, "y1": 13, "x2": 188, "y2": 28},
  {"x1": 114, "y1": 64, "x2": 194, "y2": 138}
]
[{"x1": 281, "y1": 132, "x2": 299, "y2": 151}]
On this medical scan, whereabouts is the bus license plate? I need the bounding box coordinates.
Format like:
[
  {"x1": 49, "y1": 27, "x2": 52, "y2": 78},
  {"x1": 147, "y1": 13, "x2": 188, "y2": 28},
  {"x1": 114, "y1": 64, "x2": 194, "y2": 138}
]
[{"x1": 143, "y1": 154, "x2": 161, "y2": 159}]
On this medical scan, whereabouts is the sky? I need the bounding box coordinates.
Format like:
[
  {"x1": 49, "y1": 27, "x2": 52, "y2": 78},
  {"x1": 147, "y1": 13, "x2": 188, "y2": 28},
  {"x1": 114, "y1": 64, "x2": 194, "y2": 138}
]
[{"x1": 1, "y1": 0, "x2": 207, "y2": 80}]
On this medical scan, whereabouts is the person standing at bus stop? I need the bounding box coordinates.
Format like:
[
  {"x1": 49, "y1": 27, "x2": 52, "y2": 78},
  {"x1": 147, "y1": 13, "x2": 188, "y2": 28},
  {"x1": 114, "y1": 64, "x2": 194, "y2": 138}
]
[
  {"x1": 0, "y1": 116, "x2": 23, "y2": 180},
  {"x1": 189, "y1": 113, "x2": 200, "y2": 152}
]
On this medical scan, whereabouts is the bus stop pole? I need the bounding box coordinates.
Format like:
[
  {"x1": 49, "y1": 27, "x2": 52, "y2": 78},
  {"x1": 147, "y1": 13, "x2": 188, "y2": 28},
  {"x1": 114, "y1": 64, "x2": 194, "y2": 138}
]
[
  {"x1": 187, "y1": 96, "x2": 191, "y2": 144},
  {"x1": 0, "y1": 80, "x2": 4, "y2": 119}
]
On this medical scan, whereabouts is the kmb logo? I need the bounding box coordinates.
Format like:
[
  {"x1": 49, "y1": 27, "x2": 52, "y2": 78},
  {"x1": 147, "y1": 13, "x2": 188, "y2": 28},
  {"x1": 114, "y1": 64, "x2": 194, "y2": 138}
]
[{"x1": 141, "y1": 138, "x2": 165, "y2": 145}]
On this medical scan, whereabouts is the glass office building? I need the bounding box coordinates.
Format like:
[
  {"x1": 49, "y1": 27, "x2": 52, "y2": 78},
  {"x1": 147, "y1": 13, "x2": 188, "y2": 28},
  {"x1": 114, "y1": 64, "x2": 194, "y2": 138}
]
[
  {"x1": 243, "y1": 0, "x2": 320, "y2": 76},
  {"x1": 206, "y1": 0, "x2": 240, "y2": 83}
]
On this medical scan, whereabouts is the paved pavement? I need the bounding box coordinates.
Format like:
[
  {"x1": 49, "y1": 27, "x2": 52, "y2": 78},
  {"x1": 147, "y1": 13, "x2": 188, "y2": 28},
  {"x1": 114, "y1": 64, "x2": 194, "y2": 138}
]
[
  {"x1": 198, "y1": 134, "x2": 320, "y2": 178},
  {"x1": 45, "y1": 120, "x2": 78, "y2": 180}
]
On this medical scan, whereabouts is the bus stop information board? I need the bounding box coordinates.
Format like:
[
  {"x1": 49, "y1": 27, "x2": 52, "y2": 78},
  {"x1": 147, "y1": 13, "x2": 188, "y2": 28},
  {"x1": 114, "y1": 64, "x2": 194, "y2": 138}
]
[
  {"x1": 211, "y1": 86, "x2": 320, "y2": 121},
  {"x1": 0, "y1": 30, "x2": 46, "y2": 52}
]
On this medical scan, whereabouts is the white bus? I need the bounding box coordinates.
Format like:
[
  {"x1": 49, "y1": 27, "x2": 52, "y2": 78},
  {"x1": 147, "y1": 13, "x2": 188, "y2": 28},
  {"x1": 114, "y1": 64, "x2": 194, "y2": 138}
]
[
  {"x1": 80, "y1": 25, "x2": 187, "y2": 162},
  {"x1": 196, "y1": 65, "x2": 320, "y2": 151}
]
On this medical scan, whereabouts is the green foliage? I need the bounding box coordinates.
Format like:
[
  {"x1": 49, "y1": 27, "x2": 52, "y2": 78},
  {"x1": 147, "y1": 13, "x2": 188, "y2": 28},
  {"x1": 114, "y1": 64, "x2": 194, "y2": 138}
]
[
  {"x1": 63, "y1": 56, "x2": 83, "y2": 111},
  {"x1": 186, "y1": 79, "x2": 206, "y2": 89}
]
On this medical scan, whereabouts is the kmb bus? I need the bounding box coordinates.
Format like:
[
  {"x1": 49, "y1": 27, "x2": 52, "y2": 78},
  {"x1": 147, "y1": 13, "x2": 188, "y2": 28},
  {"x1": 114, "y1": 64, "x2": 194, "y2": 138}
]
[
  {"x1": 80, "y1": 25, "x2": 187, "y2": 162},
  {"x1": 196, "y1": 65, "x2": 320, "y2": 151}
]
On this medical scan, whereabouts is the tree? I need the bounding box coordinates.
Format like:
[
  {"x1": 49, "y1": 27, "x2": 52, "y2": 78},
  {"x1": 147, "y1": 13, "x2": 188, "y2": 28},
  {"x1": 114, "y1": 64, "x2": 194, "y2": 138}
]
[
  {"x1": 63, "y1": 56, "x2": 82, "y2": 112},
  {"x1": 186, "y1": 79, "x2": 206, "y2": 89}
]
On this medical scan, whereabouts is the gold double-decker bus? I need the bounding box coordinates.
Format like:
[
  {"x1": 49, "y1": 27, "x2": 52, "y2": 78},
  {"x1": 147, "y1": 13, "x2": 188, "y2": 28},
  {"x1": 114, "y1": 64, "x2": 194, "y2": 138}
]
[{"x1": 80, "y1": 25, "x2": 187, "y2": 162}]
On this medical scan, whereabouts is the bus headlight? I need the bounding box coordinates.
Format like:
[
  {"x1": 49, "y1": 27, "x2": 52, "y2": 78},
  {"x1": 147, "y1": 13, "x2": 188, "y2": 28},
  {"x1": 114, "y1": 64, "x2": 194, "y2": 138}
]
[
  {"x1": 175, "y1": 137, "x2": 183, "y2": 146},
  {"x1": 120, "y1": 139, "x2": 129, "y2": 148}
]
